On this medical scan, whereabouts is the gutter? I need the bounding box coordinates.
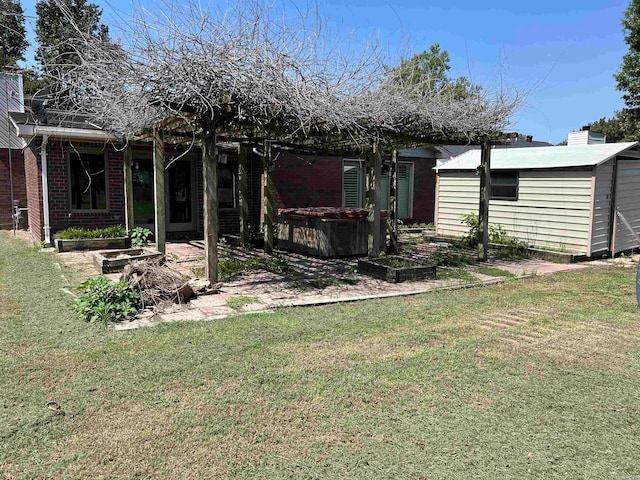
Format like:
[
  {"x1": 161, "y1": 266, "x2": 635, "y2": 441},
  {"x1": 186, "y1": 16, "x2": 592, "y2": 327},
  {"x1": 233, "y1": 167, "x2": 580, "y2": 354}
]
[{"x1": 14, "y1": 122, "x2": 121, "y2": 142}]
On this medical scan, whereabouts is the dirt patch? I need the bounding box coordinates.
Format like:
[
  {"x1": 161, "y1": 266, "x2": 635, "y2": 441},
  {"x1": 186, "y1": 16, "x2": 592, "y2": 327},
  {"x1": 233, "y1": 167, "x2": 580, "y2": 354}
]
[
  {"x1": 49, "y1": 394, "x2": 333, "y2": 478},
  {"x1": 279, "y1": 334, "x2": 427, "y2": 373},
  {"x1": 481, "y1": 320, "x2": 640, "y2": 372},
  {"x1": 0, "y1": 289, "x2": 20, "y2": 318},
  {"x1": 16, "y1": 350, "x2": 98, "y2": 390}
]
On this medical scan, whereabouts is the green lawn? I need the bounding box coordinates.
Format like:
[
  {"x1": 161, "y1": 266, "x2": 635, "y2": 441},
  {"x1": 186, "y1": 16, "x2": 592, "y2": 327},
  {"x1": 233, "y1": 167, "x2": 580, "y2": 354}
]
[{"x1": 1, "y1": 232, "x2": 639, "y2": 479}]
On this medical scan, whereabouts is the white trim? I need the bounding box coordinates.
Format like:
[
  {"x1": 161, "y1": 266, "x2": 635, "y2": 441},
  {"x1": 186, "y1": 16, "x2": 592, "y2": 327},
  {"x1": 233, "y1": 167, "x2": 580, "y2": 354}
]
[{"x1": 13, "y1": 122, "x2": 120, "y2": 142}]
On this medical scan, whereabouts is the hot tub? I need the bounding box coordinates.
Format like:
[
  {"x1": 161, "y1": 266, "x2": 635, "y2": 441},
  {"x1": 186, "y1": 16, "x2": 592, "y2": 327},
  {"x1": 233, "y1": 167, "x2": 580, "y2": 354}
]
[{"x1": 276, "y1": 207, "x2": 387, "y2": 258}]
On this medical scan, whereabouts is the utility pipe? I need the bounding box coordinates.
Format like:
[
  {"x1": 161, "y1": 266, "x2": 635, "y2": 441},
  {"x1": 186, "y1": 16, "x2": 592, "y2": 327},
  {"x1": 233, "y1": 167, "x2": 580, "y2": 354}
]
[{"x1": 40, "y1": 135, "x2": 51, "y2": 244}]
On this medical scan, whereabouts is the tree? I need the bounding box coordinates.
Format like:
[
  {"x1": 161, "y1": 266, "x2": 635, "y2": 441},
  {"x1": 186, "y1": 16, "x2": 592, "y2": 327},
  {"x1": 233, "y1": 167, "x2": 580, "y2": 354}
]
[
  {"x1": 587, "y1": 115, "x2": 627, "y2": 142},
  {"x1": 614, "y1": 0, "x2": 640, "y2": 139},
  {"x1": 0, "y1": 0, "x2": 28, "y2": 68},
  {"x1": 384, "y1": 43, "x2": 480, "y2": 100},
  {"x1": 34, "y1": 0, "x2": 108, "y2": 75}
]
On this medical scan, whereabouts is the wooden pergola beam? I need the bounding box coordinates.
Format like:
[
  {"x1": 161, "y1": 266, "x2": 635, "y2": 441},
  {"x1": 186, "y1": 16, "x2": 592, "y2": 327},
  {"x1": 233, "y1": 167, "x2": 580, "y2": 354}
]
[
  {"x1": 123, "y1": 144, "x2": 135, "y2": 233},
  {"x1": 153, "y1": 126, "x2": 166, "y2": 255},
  {"x1": 202, "y1": 117, "x2": 219, "y2": 283},
  {"x1": 263, "y1": 140, "x2": 275, "y2": 254},
  {"x1": 239, "y1": 144, "x2": 250, "y2": 247},
  {"x1": 477, "y1": 141, "x2": 492, "y2": 261}
]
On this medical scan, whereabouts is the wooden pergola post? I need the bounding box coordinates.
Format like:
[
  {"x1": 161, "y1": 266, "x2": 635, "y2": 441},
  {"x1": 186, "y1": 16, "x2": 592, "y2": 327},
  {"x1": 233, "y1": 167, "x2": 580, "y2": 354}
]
[
  {"x1": 366, "y1": 139, "x2": 382, "y2": 257},
  {"x1": 202, "y1": 117, "x2": 219, "y2": 283},
  {"x1": 152, "y1": 126, "x2": 166, "y2": 255},
  {"x1": 478, "y1": 141, "x2": 492, "y2": 261},
  {"x1": 389, "y1": 148, "x2": 399, "y2": 254},
  {"x1": 262, "y1": 140, "x2": 275, "y2": 254},
  {"x1": 239, "y1": 144, "x2": 250, "y2": 248},
  {"x1": 123, "y1": 144, "x2": 135, "y2": 233}
]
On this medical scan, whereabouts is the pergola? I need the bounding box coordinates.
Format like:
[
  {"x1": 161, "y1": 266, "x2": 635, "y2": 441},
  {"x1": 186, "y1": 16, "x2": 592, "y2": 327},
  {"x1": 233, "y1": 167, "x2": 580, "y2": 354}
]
[{"x1": 48, "y1": 0, "x2": 519, "y2": 283}]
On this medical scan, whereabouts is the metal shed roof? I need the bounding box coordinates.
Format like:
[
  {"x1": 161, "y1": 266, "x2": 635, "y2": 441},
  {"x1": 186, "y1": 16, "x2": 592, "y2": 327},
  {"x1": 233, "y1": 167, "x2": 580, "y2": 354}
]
[{"x1": 436, "y1": 142, "x2": 639, "y2": 171}]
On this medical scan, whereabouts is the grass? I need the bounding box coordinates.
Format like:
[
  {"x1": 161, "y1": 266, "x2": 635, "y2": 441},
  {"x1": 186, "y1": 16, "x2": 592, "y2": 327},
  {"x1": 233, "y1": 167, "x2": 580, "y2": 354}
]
[
  {"x1": 474, "y1": 265, "x2": 516, "y2": 278},
  {"x1": 1, "y1": 230, "x2": 640, "y2": 478},
  {"x1": 225, "y1": 295, "x2": 261, "y2": 311}
]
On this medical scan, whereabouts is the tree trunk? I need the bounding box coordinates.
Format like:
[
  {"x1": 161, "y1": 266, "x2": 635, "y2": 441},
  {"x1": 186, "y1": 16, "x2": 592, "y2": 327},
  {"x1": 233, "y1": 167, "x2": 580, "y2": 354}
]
[
  {"x1": 239, "y1": 144, "x2": 250, "y2": 247},
  {"x1": 478, "y1": 141, "x2": 492, "y2": 261},
  {"x1": 367, "y1": 140, "x2": 382, "y2": 257},
  {"x1": 263, "y1": 140, "x2": 275, "y2": 254},
  {"x1": 202, "y1": 116, "x2": 219, "y2": 283},
  {"x1": 153, "y1": 127, "x2": 166, "y2": 255}
]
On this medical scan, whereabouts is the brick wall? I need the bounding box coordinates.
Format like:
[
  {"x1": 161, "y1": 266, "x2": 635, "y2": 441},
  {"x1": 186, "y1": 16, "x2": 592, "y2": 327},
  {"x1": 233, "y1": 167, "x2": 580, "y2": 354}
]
[
  {"x1": 0, "y1": 148, "x2": 28, "y2": 230},
  {"x1": 272, "y1": 152, "x2": 343, "y2": 209},
  {"x1": 272, "y1": 152, "x2": 436, "y2": 224},
  {"x1": 45, "y1": 140, "x2": 125, "y2": 236},
  {"x1": 24, "y1": 144, "x2": 43, "y2": 241}
]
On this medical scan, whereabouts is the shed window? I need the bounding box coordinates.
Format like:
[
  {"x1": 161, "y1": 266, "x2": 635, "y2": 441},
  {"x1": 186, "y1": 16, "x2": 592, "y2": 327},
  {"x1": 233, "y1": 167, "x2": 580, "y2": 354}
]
[
  {"x1": 491, "y1": 172, "x2": 518, "y2": 200},
  {"x1": 69, "y1": 152, "x2": 107, "y2": 210}
]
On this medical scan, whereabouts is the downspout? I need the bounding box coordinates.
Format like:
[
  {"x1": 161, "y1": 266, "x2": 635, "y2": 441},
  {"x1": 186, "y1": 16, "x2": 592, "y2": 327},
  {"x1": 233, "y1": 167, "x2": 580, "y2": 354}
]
[{"x1": 40, "y1": 135, "x2": 51, "y2": 244}]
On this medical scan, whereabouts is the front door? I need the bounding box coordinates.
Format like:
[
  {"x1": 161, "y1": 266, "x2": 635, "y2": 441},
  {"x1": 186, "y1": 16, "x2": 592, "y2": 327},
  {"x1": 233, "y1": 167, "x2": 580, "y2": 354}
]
[
  {"x1": 166, "y1": 158, "x2": 197, "y2": 232},
  {"x1": 132, "y1": 156, "x2": 197, "y2": 233}
]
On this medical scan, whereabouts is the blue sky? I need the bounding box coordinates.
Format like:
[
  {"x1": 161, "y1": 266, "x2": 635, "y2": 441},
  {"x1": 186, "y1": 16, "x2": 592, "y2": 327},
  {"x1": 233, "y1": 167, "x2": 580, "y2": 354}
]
[{"x1": 18, "y1": 0, "x2": 630, "y2": 144}]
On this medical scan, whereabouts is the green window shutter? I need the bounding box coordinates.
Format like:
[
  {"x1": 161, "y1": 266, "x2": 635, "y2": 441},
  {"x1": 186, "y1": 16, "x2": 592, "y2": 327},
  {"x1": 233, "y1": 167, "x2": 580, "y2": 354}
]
[
  {"x1": 397, "y1": 163, "x2": 412, "y2": 219},
  {"x1": 343, "y1": 161, "x2": 362, "y2": 208},
  {"x1": 379, "y1": 171, "x2": 389, "y2": 210}
]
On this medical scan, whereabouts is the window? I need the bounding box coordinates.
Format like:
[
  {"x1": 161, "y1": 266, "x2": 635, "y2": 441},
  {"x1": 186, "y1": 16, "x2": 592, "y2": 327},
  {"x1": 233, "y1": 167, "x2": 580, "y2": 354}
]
[
  {"x1": 218, "y1": 162, "x2": 238, "y2": 209},
  {"x1": 69, "y1": 152, "x2": 107, "y2": 210},
  {"x1": 491, "y1": 172, "x2": 519, "y2": 200},
  {"x1": 396, "y1": 162, "x2": 413, "y2": 219},
  {"x1": 343, "y1": 159, "x2": 364, "y2": 208}
]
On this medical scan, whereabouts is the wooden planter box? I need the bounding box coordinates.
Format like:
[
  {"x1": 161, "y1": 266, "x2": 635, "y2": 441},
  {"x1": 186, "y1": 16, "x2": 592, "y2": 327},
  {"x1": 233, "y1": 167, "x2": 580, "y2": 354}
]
[
  {"x1": 358, "y1": 256, "x2": 436, "y2": 283},
  {"x1": 55, "y1": 237, "x2": 131, "y2": 253},
  {"x1": 277, "y1": 210, "x2": 387, "y2": 258},
  {"x1": 93, "y1": 248, "x2": 163, "y2": 273}
]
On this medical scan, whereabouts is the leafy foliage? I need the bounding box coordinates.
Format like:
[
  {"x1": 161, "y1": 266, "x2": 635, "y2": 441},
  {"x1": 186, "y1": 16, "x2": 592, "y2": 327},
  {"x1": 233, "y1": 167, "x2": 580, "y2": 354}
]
[
  {"x1": 34, "y1": 0, "x2": 108, "y2": 77},
  {"x1": 0, "y1": 0, "x2": 28, "y2": 67},
  {"x1": 384, "y1": 44, "x2": 481, "y2": 100},
  {"x1": 130, "y1": 227, "x2": 152, "y2": 247},
  {"x1": 610, "y1": 1, "x2": 640, "y2": 140},
  {"x1": 74, "y1": 277, "x2": 139, "y2": 325},
  {"x1": 460, "y1": 212, "x2": 528, "y2": 253},
  {"x1": 55, "y1": 225, "x2": 126, "y2": 240}
]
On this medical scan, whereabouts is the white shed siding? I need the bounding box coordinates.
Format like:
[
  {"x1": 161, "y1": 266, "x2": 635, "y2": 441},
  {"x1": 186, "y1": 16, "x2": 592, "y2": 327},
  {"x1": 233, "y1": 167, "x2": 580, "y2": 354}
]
[
  {"x1": 613, "y1": 159, "x2": 640, "y2": 253},
  {"x1": 589, "y1": 162, "x2": 614, "y2": 255},
  {"x1": 437, "y1": 170, "x2": 593, "y2": 253}
]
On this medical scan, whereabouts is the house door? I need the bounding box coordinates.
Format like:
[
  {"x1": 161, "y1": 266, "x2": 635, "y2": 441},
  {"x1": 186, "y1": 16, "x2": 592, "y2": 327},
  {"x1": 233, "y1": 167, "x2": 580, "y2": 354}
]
[{"x1": 166, "y1": 158, "x2": 197, "y2": 232}]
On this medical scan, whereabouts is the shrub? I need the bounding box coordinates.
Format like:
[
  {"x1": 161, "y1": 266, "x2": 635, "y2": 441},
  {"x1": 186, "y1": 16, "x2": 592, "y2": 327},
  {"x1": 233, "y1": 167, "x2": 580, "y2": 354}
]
[
  {"x1": 75, "y1": 277, "x2": 140, "y2": 325},
  {"x1": 56, "y1": 225, "x2": 127, "y2": 240},
  {"x1": 460, "y1": 213, "x2": 529, "y2": 258},
  {"x1": 130, "y1": 227, "x2": 153, "y2": 247}
]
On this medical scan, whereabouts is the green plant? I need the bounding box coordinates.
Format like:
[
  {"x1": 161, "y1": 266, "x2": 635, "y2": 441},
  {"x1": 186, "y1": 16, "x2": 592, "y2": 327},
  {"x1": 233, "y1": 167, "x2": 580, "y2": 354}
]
[
  {"x1": 74, "y1": 277, "x2": 139, "y2": 325},
  {"x1": 218, "y1": 253, "x2": 299, "y2": 280},
  {"x1": 130, "y1": 227, "x2": 152, "y2": 247},
  {"x1": 55, "y1": 225, "x2": 127, "y2": 240}
]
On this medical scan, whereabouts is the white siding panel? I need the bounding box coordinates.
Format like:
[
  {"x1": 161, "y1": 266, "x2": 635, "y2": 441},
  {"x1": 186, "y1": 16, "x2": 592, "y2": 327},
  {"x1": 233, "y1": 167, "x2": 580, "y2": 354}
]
[
  {"x1": 614, "y1": 159, "x2": 640, "y2": 253},
  {"x1": 436, "y1": 170, "x2": 593, "y2": 254},
  {"x1": 590, "y1": 162, "x2": 613, "y2": 255}
]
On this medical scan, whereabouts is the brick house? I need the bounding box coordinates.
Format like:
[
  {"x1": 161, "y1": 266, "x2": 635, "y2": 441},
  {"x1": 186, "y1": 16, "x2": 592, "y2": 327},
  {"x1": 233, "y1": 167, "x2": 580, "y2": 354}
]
[
  {"x1": 3, "y1": 72, "x2": 441, "y2": 243},
  {"x1": 0, "y1": 73, "x2": 28, "y2": 230}
]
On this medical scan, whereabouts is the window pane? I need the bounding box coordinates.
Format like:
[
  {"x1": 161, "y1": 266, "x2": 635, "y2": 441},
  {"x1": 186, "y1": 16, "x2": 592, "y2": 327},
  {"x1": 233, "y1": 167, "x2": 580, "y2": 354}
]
[
  {"x1": 218, "y1": 163, "x2": 237, "y2": 209},
  {"x1": 70, "y1": 152, "x2": 107, "y2": 210},
  {"x1": 490, "y1": 172, "x2": 518, "y2": 200}
]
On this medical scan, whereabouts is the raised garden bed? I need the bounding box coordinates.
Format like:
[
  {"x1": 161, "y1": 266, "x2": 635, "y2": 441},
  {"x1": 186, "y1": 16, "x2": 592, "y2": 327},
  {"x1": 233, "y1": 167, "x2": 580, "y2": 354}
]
[
  {"x1": 358, "y1": 255, "x2": 436, "y2": 283},
  {"x1": 55, "y1": 237, "x2": 131, "y2": 253},
  {"x1": 93, "y1": 248, "x2": 163, "y2": 274},
  {"x1": 277, "y1": 207, "x2": 387, "y2": 258}
]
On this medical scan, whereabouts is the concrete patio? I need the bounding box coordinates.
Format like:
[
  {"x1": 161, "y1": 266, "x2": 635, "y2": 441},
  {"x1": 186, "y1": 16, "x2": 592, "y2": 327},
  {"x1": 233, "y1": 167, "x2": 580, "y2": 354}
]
[{"x1": 50, "y1": 232, "x2": 637, "y2": 331}]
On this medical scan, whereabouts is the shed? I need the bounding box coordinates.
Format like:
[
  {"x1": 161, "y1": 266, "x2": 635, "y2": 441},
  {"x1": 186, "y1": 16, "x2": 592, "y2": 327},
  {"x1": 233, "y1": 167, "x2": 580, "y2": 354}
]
[{"x1": 434, "y1": 142, "x2": 640, "y2": 256}]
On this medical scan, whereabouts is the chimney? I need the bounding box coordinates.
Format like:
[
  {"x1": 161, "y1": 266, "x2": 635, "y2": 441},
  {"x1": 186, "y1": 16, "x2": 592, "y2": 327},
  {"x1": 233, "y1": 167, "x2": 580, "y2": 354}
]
[{"x1": 567, "y1": 129, "x2": 606, "y2": 146}]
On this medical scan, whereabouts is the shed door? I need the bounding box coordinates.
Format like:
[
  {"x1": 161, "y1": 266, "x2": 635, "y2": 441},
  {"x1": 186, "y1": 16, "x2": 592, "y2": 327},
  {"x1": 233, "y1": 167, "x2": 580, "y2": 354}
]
[
  {"x1": 613, "y1": 159, "x2": 640, "y2": 254},
  {"x1": 590, "y1": 162, "x2": 614, "y2": 256}
]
